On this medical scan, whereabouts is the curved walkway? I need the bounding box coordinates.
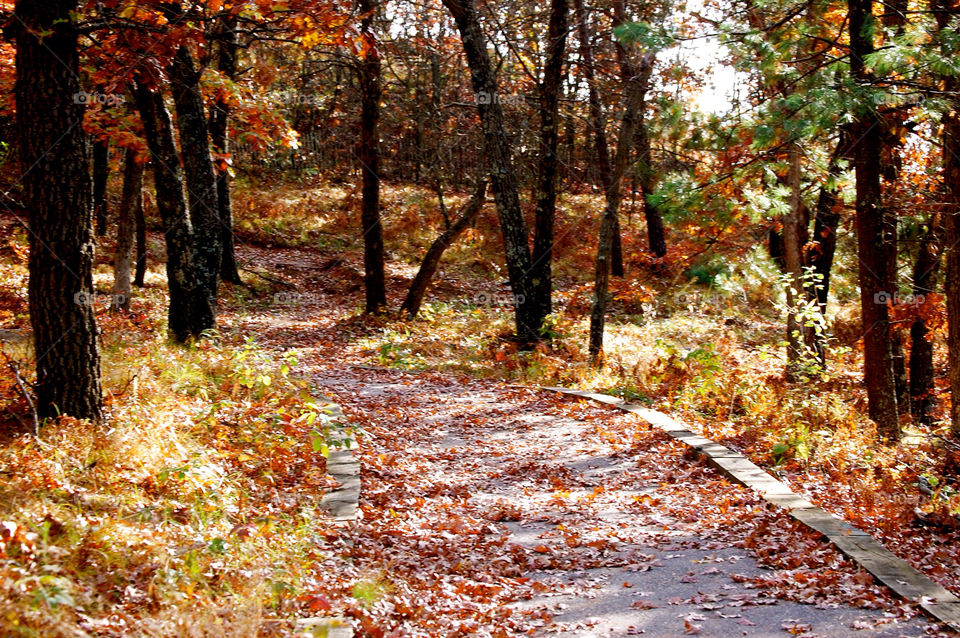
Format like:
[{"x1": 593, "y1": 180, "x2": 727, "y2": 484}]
[{"x1": 310, "y1": 364, "x2": 945, "y2": 636}]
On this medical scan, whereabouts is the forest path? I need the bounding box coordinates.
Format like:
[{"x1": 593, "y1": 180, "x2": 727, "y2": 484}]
[
  {"x1": 308, "y1": 364, "x2": 934, "y2": 637},
  {"x1": 223, "y1": 244, "x2": 940, "y2": 635}
]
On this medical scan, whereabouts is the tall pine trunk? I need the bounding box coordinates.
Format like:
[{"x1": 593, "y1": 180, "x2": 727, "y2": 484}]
[
  {"x1": 634, "y1": 108, "x2": 666, "y2": 258},
  {"x1": 801, "y1": 129, "x2": 852, "y2": 365},
  {"x1": 935, "y1": 0, "x2": 960, "y2": 437},
  {"x1": 443, "y1": 0, "x2": 542, "y2": 344},
  {"x1": 93, "y1": 137, "x2": 109, "y2": 237},
  {"x1": 111, "y1": 148, "x2": 143, "y2": 312},
  {"x1": 849, "y1": 0, "x2": 899, "y2": 439},
  {"x1": 909, "y1": 215, "x2": 941, "y2": 425},
  {"x1": 588, "y1": 55, "x2": 650, "y2": 362},
  {"x1": 358, "y1": 0, "x2": 387, "y2": 314},
  {"x1": 573, "y1": 0, "x2": 620, "y2": 268},
  {"x1": 169, "y1": 46, "x2": 222, "y2": 318},
  {"x1": 134, "y1": 81, "x2": 214, "y2": 342},
  {"x1": 134, "y1": 179, "x2": 147, "y2": 288},
  {"x1": 210, "y1": 15, "x2": 243, "y2": 285},
  {"x1": 806, "y1": 130, "x2": 851, "y2": 312},
  {"x1": 531, "y1": 0, "x2": 568, "y2": 322},
  {"x1": 15, "y1": 0, "x2": 102, "y2": 422},
  {"x1": 783, "y1": 142, "x2": 813, "y2": 378}
]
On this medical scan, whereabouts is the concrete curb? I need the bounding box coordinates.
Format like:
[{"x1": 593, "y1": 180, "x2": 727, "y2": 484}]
[
  {"x1": 317, "y1": 400, "x2": 361, "y2": 524},
  {"x1": 545, "y1": 386, "x2": 960, "y2": 632}
]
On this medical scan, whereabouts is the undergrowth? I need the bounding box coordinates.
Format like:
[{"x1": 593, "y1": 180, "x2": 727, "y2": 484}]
[{"x1": 0, "y1": 247, "x2": 358, "y2": 636}]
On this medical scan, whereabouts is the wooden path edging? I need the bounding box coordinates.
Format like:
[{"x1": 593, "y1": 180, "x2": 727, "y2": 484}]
[
  {"x1": 545, "y1": 386, "x2": 960, "y2": 632},
  {"x1": 318, "y1": 400, "x2": 361, "y2": 523}
]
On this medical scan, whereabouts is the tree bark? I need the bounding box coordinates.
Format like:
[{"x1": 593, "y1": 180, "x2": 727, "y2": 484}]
[
  {"x1": 531, "y1": 0, "x2": 568, "y2": 323},
  {"x1": 934, "y1": 0, "x2": 960, "y2": 437},
  {"x1": 443, "y1": 0, "x2": 541, "y2": 344},
  {"x1": 93, "y1": 137, "x2": 109, "y2": 237},
  {"x1": 111, "y1": 148, "x2": 143, "y2": 312},
  {"x1": 783, "y1": 142, "x2": 812, "y2": 379},
  {"x1": 359, "y1": 0, "x2": 388, "y2": 313},
  {"x1": 14, "y1": 0, "x2": 102, "y2": 422},
  {"x1": 908, "y1": 215, "x2": 941, "y2": 425},
  {"x1": 805, "y1": 131, "x2": 851, "y2": 312},
  {"x1": 401, "y1": 181, "x2": 487, "y2": 318},
  {"x1": 573, "y1": 0, "x2": 611, "y2": 194},
  {"x1": 635, "y1": 109, "x2": 666, "y2": 258},
  {"x1": 210, "y1": 15, "x2": 243, "y2": 285},
  {"x1": 588, "y1": 54, "x2": 650, "y2": 362},
  {"x1": 945, "y1": 126, "x2": 960, "y2": 436},
  {"x1": 134, "y1": 179, "x2": 147, "y2": 288},
  {"x1": 169, "y1": 46, "x2": 222, "y2": 319},
  {"x1": 573, "y1": 0, "x2": 624, "y2": 275},
  {"x1": 133, "y1": 80, "x2": 214, "y2": 342},
  {"x1": 849, "y1": 0, "x2": 899, "y2": 439}
]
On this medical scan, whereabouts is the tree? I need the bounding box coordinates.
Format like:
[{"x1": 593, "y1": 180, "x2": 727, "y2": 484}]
[
  {"x1": 531, "y1": 0, "x2": 569, "y2": 322},
  {"x1": 849, "y1": 0, "x2": 899, "y2": 439},
  {"x1": 572, "y1": 0, "x2": 621, "y2": 273},
  {"x1": 934, "y1": 0, "x2": 960, "y2": 437},
  {"x1": 112, "y1": 147, "x2": 144, "y2": 312},
  {"x1": 92, "y1": 136, "x2": 109, "y2": 237},
  {"x1": 134, "y1": 179, "x2": 148, "y2": 288},
  {"x1": 782, "y1": 142, "x2": 813, "y2": 378},
  {"x1": 401, "y1": 180, "x2": 487, "y2": 318},
  {"x1": 358, "y1": 0, "x2": 387, "y2": 314},
  {"x1": 14, "y1": 0, "x2": 102, "y2": 422},
  {"x1": 209, "y1": 14, "x2": 243, "y2": 285},
  {"x1": 442, "y1": 0, "x2": 543, "y2": 344},
  {"x1": 589, "y1": 49, "x2": 651, "y2": 362},
  {"x1": 168, "y1": 44, "x2": 223, "y2": 317},
  {"x1": 908, "y1": 215, "x2": 941, "y2": 425},
  {"x1": 134, "y1": 80, "x2": 215, "y2": 342}
]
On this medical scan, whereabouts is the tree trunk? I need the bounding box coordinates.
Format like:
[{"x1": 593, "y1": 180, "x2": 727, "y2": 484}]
[
  {"x1": 806, "y1": 131, "x2": 851, "y2": 310},
  {"x1": 573, "y1": 0, "x2": 624, "y2": 276},
  {"x1": 93, "y1": 137, "x2": 109, "y2": 237},
  {"x1": 783, "y1": 142, "x2": 812, "y2": 379},
  {"x1": 401, "y1": 181, "x2": 487, "y2": 318},
  {"x1": 797, "y1": 129, "x2": 852, "y2": 365},
  {"x1": 14, "y1": 0, "x2": 102, "y2": 422},
  {"x1": 945, "y1": 126, "x2": 960, "y2": 436},
  {"x1": 134, "y1": 178, "x2": 147, "y2": 288},
  {"x1": 588, "y1": 55, "x2": 650, "y2": 362},
  {"x1": 169, "y1": 46, "x2": 222, "y2": 319},
  {"x1": 934, "y1": 0, "x2": 960, "y2": 437},
  {"x1": 443, "y1": 0, "x2": 541, "y2": 344},
  {"x1": 608, "y1": 0, "x2": 644, "y2": 277},
  {"x1": 892, "y1": 330, "x2": 910, "y2": 415},
  {"x1": 849, "y1": 0, "x2": 899, "y2": 439},
  {"x1": 133, "y1": 81, "x2": 214, "y2": 342},
  {"x1": 111, "y1": 148, "x2": 143, "y2": 312},
  {"x1": 909, "y1": 215, "x2": 941, "y2": 425},
  {"x1": 359, "y1": 0, "x2": 388, "y2": 314},
  {"x1": 635, "y1": 111, "x2": 666, "y2": 258},
  {"x1": 531, "y1": 0, "x2": 568, "y2": 323},
  {"x1": 210, "y1": 15, "x2": 243, "y2": 285}
]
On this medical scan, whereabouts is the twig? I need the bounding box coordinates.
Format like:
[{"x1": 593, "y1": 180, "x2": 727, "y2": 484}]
[
  {"x1": 1, "y1": 350, "x2": 39, "y2": 436},
  {"x1": 109, "y1": 367, "x2": 145, "y2": 401}
]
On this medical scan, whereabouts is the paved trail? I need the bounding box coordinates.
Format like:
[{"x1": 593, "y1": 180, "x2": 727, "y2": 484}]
[
  {"x1": 227, "y1": 245, "x2": 948, "y2": 636},
  {"x1": 312, "y1": 365, "x2": 940, "y2": 637}
]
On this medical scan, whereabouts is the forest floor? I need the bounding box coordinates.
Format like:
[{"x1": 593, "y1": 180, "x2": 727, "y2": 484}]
[{"x1": 1, "y1": 177, "x2": 960, "y2": 635}]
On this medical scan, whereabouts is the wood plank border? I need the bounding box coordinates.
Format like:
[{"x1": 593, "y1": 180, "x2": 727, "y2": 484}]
[
  {"x1": 318, "y1": 400, "x2": 361, "y2": 523},
  {"x1": 545, "y1": 387, "x2": 960, "y2": 631}
]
